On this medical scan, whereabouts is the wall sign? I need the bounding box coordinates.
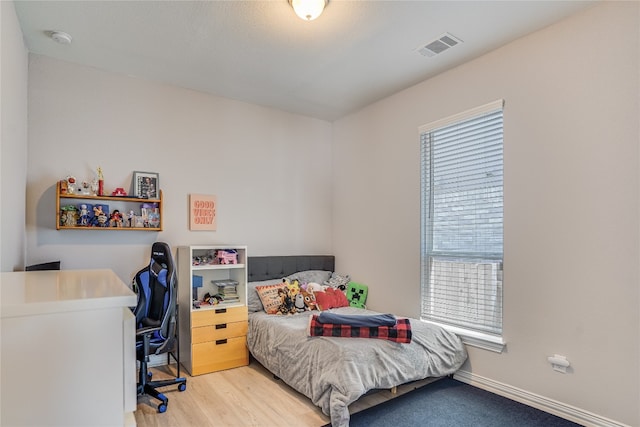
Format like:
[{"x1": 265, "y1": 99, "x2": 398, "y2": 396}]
[{"x1": 189, "y1": 194, "x2": 217, "y2": 231}]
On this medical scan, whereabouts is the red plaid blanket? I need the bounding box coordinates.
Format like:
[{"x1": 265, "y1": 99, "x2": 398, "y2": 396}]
[{"x1": 308, "y1": 314, "x2": 412, "y2": 343}]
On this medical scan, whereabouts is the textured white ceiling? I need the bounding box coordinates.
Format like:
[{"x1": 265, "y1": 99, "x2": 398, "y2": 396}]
[{"x1": 14, "y1": 0, "x2": 597, "y2": 121}]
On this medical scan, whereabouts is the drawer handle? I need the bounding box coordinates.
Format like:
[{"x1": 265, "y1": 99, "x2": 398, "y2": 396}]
[
  {"x1": 216, "y1": 339, "x2": 228, "y2": 345},
  {"x1": 215, "y1": 323, "x2": 227, "y2": 330},
  {"x1": 215, "y1": 308, "x2": 227, "y2": 314}
]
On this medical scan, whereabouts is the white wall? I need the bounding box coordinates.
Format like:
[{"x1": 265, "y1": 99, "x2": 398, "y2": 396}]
[
  {"x1": 0, "y1": 1, "x2": 28, "y2": 272},
  {"x1": 26, "y1": 56, "x2": 333, "y2": 283},
  {"x1": 11, "y1": 2, "x2": 640, "y2": 425},
  {"x1": 333, "y1": 2, "x2": 638, "y2": 426}
]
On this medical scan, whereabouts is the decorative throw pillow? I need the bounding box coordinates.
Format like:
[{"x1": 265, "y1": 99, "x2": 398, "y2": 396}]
[
  {"x1": 247, "y1": 279, "x2": 281, "y2": 312},
  {"x1": 255, "y1": 282, "x2": 288, "y2": 314},
  {"x1": 324, "y1": 273, "x2": 351, "y2": 290},
  {"x1": 314, "y1": 287, "x2": 349, "y2": 311}
]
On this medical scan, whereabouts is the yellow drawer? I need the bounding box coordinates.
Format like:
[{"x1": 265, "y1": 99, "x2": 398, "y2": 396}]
[
  {"x1": 192, "y1": 321, "x2": 248, "y2": 344},
  {"x1": 191, "y1": 336, "x2": 248, "y2": 375},
  {"x1": 192, "y1": 306, "x2": 247, "y2": 328}
]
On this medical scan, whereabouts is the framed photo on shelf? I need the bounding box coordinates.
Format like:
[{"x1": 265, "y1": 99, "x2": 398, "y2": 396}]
[{"x1": 132, "y1": 171, "x2": 159, "y2": 199}]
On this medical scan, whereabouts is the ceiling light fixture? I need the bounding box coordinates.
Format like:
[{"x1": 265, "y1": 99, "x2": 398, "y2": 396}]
[{"x1": 289, "y1": 0, "x2": 328, "y2": 21}]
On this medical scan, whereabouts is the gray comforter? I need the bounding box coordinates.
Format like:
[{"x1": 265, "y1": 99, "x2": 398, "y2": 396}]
[{"x1": 247, "y1": 307, "x2": 467, "y2": 427}]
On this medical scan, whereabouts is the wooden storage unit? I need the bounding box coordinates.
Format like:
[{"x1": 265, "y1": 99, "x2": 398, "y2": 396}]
[
  {"x1": 178, "y1": 245, "x2": 248, "y2": 376},
  {"x1": 56, "y1": 181, "x2": 163, "y2": 230}
]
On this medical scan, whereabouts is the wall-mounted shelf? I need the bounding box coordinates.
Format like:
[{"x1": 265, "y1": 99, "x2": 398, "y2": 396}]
[{"x1": 56, "y1": 181, "x2": 163, "y2": 231}]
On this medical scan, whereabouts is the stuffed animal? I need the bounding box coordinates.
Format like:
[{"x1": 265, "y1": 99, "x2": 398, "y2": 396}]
[
  {"x1": 276, "y1": 287, "x2": 297, "y2": 315},
  {"x1": 306, "y1": 282, "x2": 328, "y2": 293},
  {"x1": 346, "y1": 282, "x2": 368, "y2": 309},
  {"x1": 324, "y1": 273, "x2": 351, "y2": 291},
  {"x1": 287, "y1": 279, "x2": 301, "y2": 297},
  {"x1": 301, "y1": 288, "x2": 318, "y2": 311},
  {"x1": 294, "y1": 293, "x2": 306, "y2": 312}
]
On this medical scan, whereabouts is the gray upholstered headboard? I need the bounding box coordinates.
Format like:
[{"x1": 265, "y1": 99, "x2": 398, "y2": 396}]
[{"x1": 247, "y1": 255, "x2": 335, "y2": 282}]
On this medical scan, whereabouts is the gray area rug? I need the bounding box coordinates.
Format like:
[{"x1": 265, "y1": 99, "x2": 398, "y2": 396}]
[{"x1": 329, "y1": 377, "x2": 583, "y2": 427}]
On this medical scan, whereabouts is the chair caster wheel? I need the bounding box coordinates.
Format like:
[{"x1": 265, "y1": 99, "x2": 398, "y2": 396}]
[
  {"x1": 178, "y1": 383, "x2": 186, "y2": 392},
  {"x1": 158, "y1": 403, "x2": 167, "y2": 413}
]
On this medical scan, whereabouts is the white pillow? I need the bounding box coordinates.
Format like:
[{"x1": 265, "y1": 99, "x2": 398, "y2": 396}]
[{"x1": 285, "y1": 270, "x2": 332, "y2": 285}]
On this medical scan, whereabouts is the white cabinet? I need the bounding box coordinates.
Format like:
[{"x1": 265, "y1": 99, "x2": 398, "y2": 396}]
[
  {"x1": 0, "y1": 270, "x2": 137, "y2": 426},
  {"x1": 177, "y1": 245, "x2": 248, "y2": 376}
]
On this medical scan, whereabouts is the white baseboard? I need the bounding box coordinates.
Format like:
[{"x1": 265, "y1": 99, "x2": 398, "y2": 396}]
[{"x1": 453, "y1": 370, "x2": 629, "y2": 427}]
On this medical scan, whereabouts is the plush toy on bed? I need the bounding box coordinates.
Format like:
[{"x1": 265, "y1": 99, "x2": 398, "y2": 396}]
[
  {"x1": 300, "y1": 288, "x2": 318, "y2": 311},
  {"x1": 294, "y1": 293, "x2": 306, "y2": 312},
  {"x1": 276, "y1": 286, "x2": 297, "y2": 315},
  {"x1": 324, "y1": 273, "x2": 351, "y2": 291},
  {"x1": 287, "y1": 279, "x2": 301, "y2": 298},
  {"x1": 346, "y1": 282, "x2": 368, "y2": 309},
  {"x1": 305, "y1": 282, "x2": 327, "y2": 293}
]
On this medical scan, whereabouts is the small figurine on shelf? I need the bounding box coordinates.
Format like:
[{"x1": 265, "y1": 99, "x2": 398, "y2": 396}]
[
  {"x1": 59, "y1": 180, "x2": 68, "y2": 194},
  {"x1": 90, "y1": 179, "x2": 99, "y2": 196},
  {"x1": 81, "y1": 181, "x2": 91, "y2": 195},
  {"x1": 127, "y1": 210, "x2": 135, "y2": 228},
  {"x1": 147, "y1": 211, "x2": 160, "y2": 228},
  {"x1": 91, "y1": 205, "x2": 109, "y2": 227},
  {"x1": 60, "y1": 205, "x2": 78, "y2": 227},
  {"x1": 203, "y1": 292, "x2": 223, "y2": 305},
  {"x1": 66, "y1": 175, "x2": 77, "y2": 194},
  {"x1": 79, "y1": 204, "x2": 90, "y2": 226},
  {"x1": 97, "y1": 166, "x2": 104, "y2": 196},
  {"x1": 109, "y1": 210, "x2": 123, "y2": 227},
  {"x1": 216, "y1": 249, "x2": 238, "y2": 265},
  {"x1": 111, "y1": 187, "x2": 127, "y2": 197}
]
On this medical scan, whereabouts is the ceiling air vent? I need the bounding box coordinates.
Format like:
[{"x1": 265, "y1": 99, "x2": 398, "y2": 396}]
[{"x1": 416, "y1": 33, "x2": 463, "y2": 58}]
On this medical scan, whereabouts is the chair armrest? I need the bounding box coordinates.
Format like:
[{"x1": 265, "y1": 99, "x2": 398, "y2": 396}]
[{"x1": 136, "y1": 326, "x2": 160, "y2": 337}]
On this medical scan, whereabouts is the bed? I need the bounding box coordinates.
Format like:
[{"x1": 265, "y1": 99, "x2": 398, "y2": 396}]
[{"x1": 246, "y1": 255, "x2": 467, "y2": 427}]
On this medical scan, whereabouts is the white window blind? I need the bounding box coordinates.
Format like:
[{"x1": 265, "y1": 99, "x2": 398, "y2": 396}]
[{"x1": 420, "y1": 100, "x2": 504, "y2": 337}]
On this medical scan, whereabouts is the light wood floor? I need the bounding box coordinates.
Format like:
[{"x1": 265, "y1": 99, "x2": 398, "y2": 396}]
[{"x1": 134, "y1": 359, "x2": 438, "y2": 427}]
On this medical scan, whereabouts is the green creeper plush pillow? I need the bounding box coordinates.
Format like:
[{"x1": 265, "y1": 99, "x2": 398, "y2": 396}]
[{"x1": 346, "y1": 282, "x2": 368, "y2": 308}]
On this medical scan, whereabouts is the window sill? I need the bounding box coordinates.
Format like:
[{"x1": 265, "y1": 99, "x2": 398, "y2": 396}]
[{"x1": 422, "y1": 320, "x2": 506, "y2": 353}]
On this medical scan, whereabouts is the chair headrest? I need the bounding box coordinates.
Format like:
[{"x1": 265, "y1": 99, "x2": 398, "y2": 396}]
[{"x1": 151, "y1": 242, "x2": 172, "y2": 269}]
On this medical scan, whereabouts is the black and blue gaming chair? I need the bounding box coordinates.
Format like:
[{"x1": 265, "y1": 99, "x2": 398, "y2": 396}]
[{"x1": 132, "y1": 242, "x2": 187, "y2": 413}]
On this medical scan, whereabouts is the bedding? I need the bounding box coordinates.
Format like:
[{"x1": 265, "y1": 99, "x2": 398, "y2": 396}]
[
  {"x1": 308, "y1": 313, "x2": 413, "y2": 343},
  {"x1": 246, "y1": 256, "x2": 467, "y2": 427},
  {"x1": 247, "y1": 306, "x2": 467, "y2": 427}
]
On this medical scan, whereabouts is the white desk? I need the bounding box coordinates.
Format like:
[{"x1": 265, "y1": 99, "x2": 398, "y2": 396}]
[{"x1": 1, "y1": 269, "x2": 137, "y2": 426}]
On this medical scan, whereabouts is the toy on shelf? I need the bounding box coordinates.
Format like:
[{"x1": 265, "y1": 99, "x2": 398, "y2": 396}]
[
  {"x1": 66, "y1": 176, "x2": 77, "y2": 195},
  {"x1": 97, "y1": 166, "x2": 104, "y2": 196},
  {"x1": 78, "y1": 204, "x2": 90, "y2": 226},
  {"x1": 202, "y1": 292, "x2": 223, "y2": 305},
  {"x1": 192, "y1": 252, "x2": 214, "y2": 266},
  {"x1": 91, "y1": 204, "x2": 109, "y2": 227},
  {"x1": 109, "y1": 210, "x2": 123, "y2": 227},
  {"x1": 60, "y1": 205, "x2": 78, "y2": 226},
  {"x1": 216, "y1": 249, "x2": 238, "y2": 265}
]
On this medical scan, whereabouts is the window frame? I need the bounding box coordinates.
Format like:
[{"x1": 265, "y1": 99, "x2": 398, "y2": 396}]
[{"x1": 419, "y1": 100, "x2": 506, "y2": 353}]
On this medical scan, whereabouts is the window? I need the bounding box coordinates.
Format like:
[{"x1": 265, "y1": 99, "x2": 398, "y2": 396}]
[{"x1": 420, "y1": 100, "x2": 504, "y2": 352}]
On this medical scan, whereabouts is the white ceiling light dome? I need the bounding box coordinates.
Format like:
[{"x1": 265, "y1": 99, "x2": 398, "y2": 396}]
[{"x1": 289, "y1": 0, "x2": 328, "y2": 21}]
